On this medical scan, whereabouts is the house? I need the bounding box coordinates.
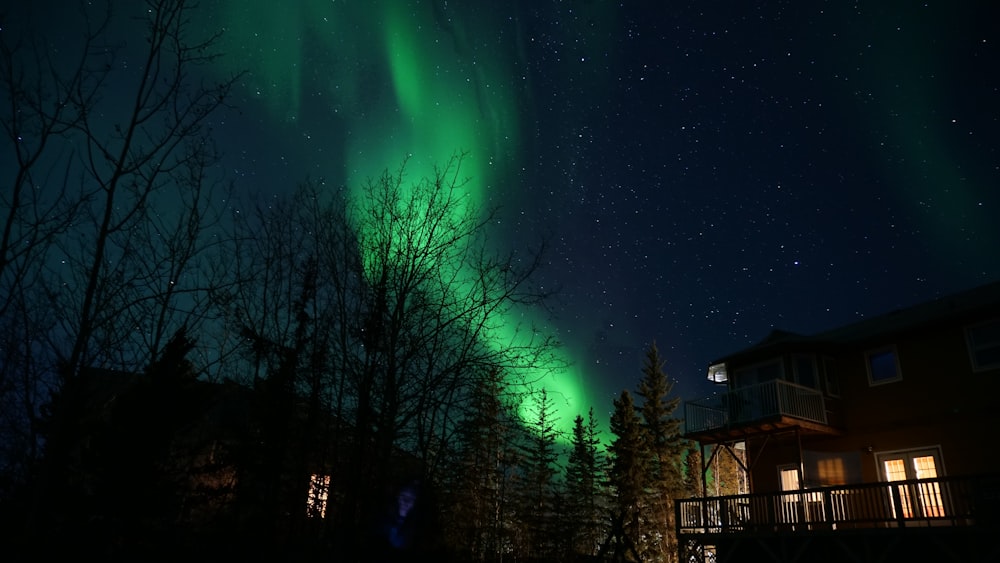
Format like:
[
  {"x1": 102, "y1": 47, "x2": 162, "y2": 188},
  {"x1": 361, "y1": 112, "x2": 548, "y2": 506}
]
[
  {"x1": 29, "y1": 366, "x2": 382, "y2": 558},
  {"x1": 676, "y1": 280, "x2": 1000, "y2": 562}
]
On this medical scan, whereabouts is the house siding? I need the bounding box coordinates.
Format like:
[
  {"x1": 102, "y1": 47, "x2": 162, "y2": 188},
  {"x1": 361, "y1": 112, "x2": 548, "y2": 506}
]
[{"x1": 679, "y1": 282, "x2": 1000, "y2": 562}]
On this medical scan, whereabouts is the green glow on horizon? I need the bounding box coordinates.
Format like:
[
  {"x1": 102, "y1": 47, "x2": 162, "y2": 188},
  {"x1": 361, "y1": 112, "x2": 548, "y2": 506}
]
[{"x1": 208, "y1": 0, "x2": 606, "y2": 443}]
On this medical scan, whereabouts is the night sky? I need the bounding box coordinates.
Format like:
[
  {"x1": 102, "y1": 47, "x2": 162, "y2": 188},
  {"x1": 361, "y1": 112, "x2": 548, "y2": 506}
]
[{"x1": 27, "y1": 1, "x2": 1000, "y2": 435}]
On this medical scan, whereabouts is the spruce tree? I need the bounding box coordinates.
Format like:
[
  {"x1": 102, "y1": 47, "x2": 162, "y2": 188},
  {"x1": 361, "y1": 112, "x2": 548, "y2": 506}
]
[
  {"x1": 683, "y1": 444, "x2": 704, "y2": 499},
  {"x1": 604, "y1": 389, "x2": 647, "y2": 561},
  {"x1": 517, "y1": 387, "x2": 561, "y2": 559},
  {"x1": 636, "y1": 341, "x2": 685, "y2": 563},
  {"x1": 443, "y1": 368, "x2": 521, "y2": 562},
  {"x1": 565, "y1": 408, "x2": 607, "y2": 558}
]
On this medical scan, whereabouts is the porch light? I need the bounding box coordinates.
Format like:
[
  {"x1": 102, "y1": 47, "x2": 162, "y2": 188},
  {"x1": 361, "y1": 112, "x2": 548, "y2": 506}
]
[{"x1": 707, "y1": 362, "x2": 728, "y2": 383}]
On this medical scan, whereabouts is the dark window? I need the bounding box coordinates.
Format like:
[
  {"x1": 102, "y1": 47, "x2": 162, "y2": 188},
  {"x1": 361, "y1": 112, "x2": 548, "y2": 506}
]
[
  {"x1": 966, "y1": 319, "x2": 1000, "y2": 372},
  {"x1": 793, "y1": 355, "x2": 818, "y2": 389},
  {"x1": 734, "y1": 359, "x2": 783, "y2": 387},
  {"x1": 866, "y1": 348, "x2": 901, "y2": 385},
  {"x1": 822, "y1": 357, "x2": 839, "y2": 397}
]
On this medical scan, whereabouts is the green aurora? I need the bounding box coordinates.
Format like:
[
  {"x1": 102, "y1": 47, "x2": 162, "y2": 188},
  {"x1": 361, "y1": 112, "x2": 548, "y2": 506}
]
[{"x1": 207, "y1": 0, "x2": 604, "y2": 442}]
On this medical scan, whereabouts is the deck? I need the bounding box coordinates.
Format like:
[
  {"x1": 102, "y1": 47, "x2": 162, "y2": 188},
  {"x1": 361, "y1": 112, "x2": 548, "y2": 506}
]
[
  {"x1": 677, "y1": 474, "x2": 996, "y2": 535},
  {"x1": 676, "y1": 474, "x2": 999, "y2": 561}
]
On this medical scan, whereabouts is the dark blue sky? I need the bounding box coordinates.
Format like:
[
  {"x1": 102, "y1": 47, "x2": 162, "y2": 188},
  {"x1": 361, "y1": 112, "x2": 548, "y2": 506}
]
[
  {"x1": 507, "y1": 0, "x2": 999, "y2": 406},
  {"x1": 197, "y1": 0, "x2": 1000, "y2": 412},
  {"x1": 19, "y1": 0, "x2": 1000, "y2": 424}
]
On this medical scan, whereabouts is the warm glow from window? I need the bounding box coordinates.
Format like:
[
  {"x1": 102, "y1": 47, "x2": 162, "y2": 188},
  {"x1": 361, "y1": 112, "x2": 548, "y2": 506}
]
[
  {"x1": 779, "y1": 468, "x2": 800, "y2": 491},
  {"x1": 913, "y1": 456, "x2": 945, "y2": 517},
  {"x1": 817, "y1": 458, "x2": 846, "y2": 485},
  {"x1": 883, "y1": 459, "x2": 913, "y2": 518},
  {"x1": 879, "y1": 449, "x2": 946, "y2": 519},
  {"x1": 307, "y1": 473, "x2": 331, "y2": 518}
]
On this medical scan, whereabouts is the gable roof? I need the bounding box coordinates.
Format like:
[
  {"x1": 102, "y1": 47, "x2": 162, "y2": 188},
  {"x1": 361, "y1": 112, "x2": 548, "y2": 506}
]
[{"x1": 710, "y1": 279, "x2": 1000, "y2": 367}]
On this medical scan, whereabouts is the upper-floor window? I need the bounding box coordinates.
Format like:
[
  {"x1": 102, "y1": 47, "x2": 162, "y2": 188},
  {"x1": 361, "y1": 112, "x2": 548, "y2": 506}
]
[
  {"x1": 866, "y1": 347, "x2": 901, "y2": 386},
  {"x1": 966, "y1": 319, "x2": 1000, "y2": 372},
  {"x1": 734, "y1": 359, "x2": 783, "y2": 388},
  {"x1": 822, "y1": 357, "x2": 840, "y2": 397},
  {"x1": 792, "y1": 354, "x2": 818, "y2": 389}
]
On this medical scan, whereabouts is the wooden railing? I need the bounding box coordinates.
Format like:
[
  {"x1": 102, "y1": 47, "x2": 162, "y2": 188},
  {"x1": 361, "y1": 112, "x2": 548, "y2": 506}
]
[
  {"x1": 685, "y1": 379, "x2": 827, "y2": 435},
  {"x1": 676, "y1": 474, "x2": 999, "y2": 536}
]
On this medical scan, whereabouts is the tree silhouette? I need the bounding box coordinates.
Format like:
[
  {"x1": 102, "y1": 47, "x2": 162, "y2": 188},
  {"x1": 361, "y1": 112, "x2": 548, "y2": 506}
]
[
  {"x1": 441, "y1": 368, "x2": 522, "y2": 562},
  {"x1": 606, "y1": 389, "x2": 647, "y2": 559},
  {"x1": 636, "y1": 342, "x2": 685, "y2": 562},
  {"x1": 565, "y1": 407, "x2": 609, "y2": 558},
  {"x1": 517, "y1": 387, "x2": 562, "y2": 558},
  {"x1": 8, "y1": 0, "x2": 241, "y2": 550}
]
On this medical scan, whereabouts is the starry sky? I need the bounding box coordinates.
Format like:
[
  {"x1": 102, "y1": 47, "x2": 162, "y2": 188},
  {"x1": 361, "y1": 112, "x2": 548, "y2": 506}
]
[{"x1": 25, "y1": 1, "x2": 1000, "y2": 435}]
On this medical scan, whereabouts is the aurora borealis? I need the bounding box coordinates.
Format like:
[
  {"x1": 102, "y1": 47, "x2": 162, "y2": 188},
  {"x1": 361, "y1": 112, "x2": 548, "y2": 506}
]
[
  {"x1": 20, "y1": 0, "x2": 1000, "y2": 440},
  {"x1": 203, "y1": 0, "x2": 599, "y2": 437}
]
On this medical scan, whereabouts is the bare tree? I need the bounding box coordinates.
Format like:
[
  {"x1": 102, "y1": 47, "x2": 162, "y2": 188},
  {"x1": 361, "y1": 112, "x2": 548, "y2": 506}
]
[
  {"x1": 217, "y1": 153, "x2": 560, "y2": 552},
  {"x1": 1, "y1": 0, "x2": 241, "y2": 541},
  {"x1": 344, "y1": 154, "x2": 558, "y2": 521},
  {"x1": 213, "y1": 180, "x2": 359, "y2": 541},
  {"x1": 0, "y1": 0, "x2": 110, "y2": 495},
  {"x1": 47, "y1": 0, "x2": 239, "y2": 378}
]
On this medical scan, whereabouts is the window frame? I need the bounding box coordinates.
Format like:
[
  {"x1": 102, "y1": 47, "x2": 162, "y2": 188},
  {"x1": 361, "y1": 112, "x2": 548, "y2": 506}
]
[
  {"x1": 306, "y1": 473, "x2": 332, "y2": 519},
  {"x1": 733, "y1": 358, "x2": 785, "y2": 388},
  {"x1": 778, "y1": 464, "x2": 802, "y2": 492},
  {"x1": 791, "y1": 354, "x2": 819, "y2": 389},
  {"x1": 865, "y1": 346, "x2": 902, "y2": 386},
  {"x1": 965, "y1": 318, "x2": 1000, "y2": 372},
  {"x1": 874, "y1": 445, "x2": 947, "y2": 519},
  {"x1": 822, "y1": 357, "x2": 840, "y2": 397}
]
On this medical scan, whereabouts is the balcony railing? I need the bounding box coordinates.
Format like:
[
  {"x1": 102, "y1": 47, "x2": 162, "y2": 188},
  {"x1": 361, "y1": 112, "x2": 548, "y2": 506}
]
[
  {"x1": 676, "y1": 474, "x2": 998, "y2": 536},
  {"x1": 685, "y1": 379, "x2": 827, "y2": 435}
]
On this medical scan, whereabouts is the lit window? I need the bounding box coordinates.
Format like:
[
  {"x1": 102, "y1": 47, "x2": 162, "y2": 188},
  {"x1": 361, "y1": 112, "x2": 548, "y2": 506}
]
[
  {"x1": 877, "y1": 448, "x2": 945, "y2": 519},
  {"x1": 306, "y1": 473, "x2": 331, "y2": 518},
  {"x1": 779, "y1": 467, "x2": 801, "y2": 491},
  {"x1": 707, "y1": 363, "x2": 728, "y2": 383},
  {"x1": 866, "y1": 348, "x2": 901, "y2": 385},
  {"x1": 817, "y1": 457, "x2": 846, "y2": 486},
  {"x1": 966, "y1": 319, "x2": 1000, "y2": 372}
]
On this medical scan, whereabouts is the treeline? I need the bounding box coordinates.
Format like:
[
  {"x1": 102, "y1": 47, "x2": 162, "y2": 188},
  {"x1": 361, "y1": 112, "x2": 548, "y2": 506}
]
[{"x1": 0, "y1": 1, "x2": 742, "y2": 561}]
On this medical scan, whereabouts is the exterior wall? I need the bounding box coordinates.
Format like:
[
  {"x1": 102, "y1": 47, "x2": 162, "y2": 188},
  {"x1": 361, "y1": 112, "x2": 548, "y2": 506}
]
[
  {"x1": 742, "y1": 311, "x2": 1000, "y2": 493},
  {"x1": 681, "y1": 285, "x2": 1000, "y2": 563}
]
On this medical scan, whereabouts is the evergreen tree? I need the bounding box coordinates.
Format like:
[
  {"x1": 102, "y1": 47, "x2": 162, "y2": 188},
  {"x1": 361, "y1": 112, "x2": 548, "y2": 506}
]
[
  {"x1": 517, "y1": 387, "x2": 562, "y2": 559},
  {"x1": 711, "y1": 443, "x2": 747, "y2": 497},
  {"x1": 636, "y1": 342, "x2": 685, "y2": 563},
  {"x1": 565, "y1": 408, "x2": 608, "y2": 558},
  {"x1": 683, "y1": 444, "x2": 704, "y2": 499},
  {"x1": 604, "y1": 389, "x2": 647, "y2": 561},
  {"x1": 441, "y1": 368, "x2": 521, "y2": 562}
]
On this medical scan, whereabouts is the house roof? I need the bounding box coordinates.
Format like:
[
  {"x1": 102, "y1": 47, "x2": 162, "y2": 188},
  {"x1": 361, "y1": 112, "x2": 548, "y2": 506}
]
[{"x1": 710, "y1": 279, "x2": 1000, "y2": 367}]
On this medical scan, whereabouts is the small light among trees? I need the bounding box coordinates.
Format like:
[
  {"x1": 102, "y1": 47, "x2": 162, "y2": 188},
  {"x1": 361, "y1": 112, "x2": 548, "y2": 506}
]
[{"x1": 306, "y1": 474, "x2": 331, "y2": 519}]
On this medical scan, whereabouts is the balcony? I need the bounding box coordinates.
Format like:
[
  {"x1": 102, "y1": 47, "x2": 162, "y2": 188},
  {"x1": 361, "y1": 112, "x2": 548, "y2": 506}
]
[
  {"x1": 676, "y1": 474, "x2": 1000, "y2": 561},
  {"x1": 676, "y1": 474, "x2": 997, "y2": 536},
  {"x1": 684, "y1": 379, "x2": 834, "y2": 441}
]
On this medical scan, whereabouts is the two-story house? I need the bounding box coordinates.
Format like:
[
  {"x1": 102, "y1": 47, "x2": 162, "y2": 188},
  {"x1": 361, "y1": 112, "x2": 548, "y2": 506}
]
[{"x1": 677, "y1": 280, "x2": 1000, "y2": 562}]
